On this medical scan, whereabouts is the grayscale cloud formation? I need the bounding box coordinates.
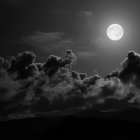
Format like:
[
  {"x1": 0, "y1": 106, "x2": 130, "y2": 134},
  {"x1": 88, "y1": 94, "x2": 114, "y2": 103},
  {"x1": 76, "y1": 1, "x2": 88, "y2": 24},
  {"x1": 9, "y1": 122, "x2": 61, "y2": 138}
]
[{"x1": 0, "y1": 49, "x2": 140, "y2": 120}]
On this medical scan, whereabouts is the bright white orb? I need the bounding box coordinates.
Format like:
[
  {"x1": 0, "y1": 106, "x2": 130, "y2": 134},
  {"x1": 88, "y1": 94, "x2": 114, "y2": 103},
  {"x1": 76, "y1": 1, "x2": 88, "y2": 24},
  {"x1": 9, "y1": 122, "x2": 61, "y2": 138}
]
[{"x1": 107, "y1": 24, "x2": 124, "y2": 41}]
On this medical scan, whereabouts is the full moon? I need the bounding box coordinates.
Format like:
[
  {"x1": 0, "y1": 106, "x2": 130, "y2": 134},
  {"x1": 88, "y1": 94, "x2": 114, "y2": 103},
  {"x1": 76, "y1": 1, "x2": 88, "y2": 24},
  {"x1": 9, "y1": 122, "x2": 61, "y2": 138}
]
[{"x1": 107, "y1": 24, "x2": 124, "y2": 41}]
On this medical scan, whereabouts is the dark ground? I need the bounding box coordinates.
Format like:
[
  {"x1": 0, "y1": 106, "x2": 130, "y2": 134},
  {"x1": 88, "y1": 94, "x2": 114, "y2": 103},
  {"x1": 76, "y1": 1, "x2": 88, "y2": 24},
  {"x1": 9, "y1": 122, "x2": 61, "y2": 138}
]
[{"x1": 0, "y1": 108, "x2": 140, "y2": 140}]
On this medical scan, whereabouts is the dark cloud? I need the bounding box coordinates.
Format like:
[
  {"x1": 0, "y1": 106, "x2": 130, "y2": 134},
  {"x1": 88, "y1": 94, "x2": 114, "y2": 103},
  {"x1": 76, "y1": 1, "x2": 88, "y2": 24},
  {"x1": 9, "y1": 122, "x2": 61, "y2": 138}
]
[
  {"x1": 119, "y1": 51, "x2": 140, "y2": 84},
  {"x1": 0, "y1": 57, "x2": 10, "y2": 70},
  {"x1": 8, "y1": 51, "x2": 36, "y2": 79},
  {"x1": 0, "y1": 57, "x2": 4, "y2": 70},
  {"x1": 72, "y1": 71, "x2": 87, "y2": 80},
  {"x1": 1, "y1": 50, "x2": 140, "y2": 120},
  {"x1": 43, "y1": 55, "x2": 66, "y2": 77},
  {"x1": 105, "y1": 69, "x2": 120, "y2": 80}
]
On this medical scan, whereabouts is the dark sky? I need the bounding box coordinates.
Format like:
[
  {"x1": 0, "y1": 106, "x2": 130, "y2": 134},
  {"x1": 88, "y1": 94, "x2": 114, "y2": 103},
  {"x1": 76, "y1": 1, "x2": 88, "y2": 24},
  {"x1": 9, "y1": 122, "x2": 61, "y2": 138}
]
[{"x1": 0, "y1": 0, "x2": 140, "y2": 76}]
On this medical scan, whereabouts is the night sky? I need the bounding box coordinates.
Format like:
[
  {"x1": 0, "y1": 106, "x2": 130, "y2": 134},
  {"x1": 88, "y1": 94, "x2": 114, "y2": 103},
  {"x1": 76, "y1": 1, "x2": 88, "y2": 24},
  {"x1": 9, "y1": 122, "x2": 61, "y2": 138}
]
[
  {"x1": 2, "y1": 1, "x2": 140, "y2": 138},
  {"x1": 0, "y1": 0, "x2": 140, "y2": 76},
  {"x1": 1, "y1": 1, "x2": 140, "y2": 138}
]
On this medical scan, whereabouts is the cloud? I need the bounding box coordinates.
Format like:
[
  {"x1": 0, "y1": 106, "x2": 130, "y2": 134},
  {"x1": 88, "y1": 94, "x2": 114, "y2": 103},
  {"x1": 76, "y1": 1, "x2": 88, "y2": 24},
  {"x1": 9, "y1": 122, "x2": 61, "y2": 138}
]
[
  {"x1": 77, "y1": 51, "x2": 97, "y2": 58},
  {"x1": 22, "y1": 32, "x2": 97, "y2": 59},
  {"x1": 119, "y1": 51, "x2": 140, "y2": 84},
  {"x1": 22, "y1": 32, "x2": 74, "y2": 54},
  {"x1": 76, "y1": 10, "x2": 93, "y2": 18},
  {"x1": 52, "y1": 10, "x2": 93, "y2": 18},
  {"x1": 0, "y1": 50, "x2": 140, "y2": 120}
]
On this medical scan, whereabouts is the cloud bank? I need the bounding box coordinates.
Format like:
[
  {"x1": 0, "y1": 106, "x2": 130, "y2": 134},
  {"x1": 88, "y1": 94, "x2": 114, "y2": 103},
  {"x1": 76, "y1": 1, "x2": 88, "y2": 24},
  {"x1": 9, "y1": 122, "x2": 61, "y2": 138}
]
[{"x1": 0, "y1": 49, "x2": 140, "y2": 120}]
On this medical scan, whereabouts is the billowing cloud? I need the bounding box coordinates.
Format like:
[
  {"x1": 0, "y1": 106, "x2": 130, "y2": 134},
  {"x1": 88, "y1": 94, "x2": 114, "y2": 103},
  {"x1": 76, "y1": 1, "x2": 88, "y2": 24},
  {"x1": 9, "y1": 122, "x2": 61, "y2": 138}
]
[
  {"x1": 119, "y1": 51, "x2": 140, "y2": 83},
  {"x1": 106, "y1": 51, "x2": 140, "y2": 85},
  {"x1": 1, "y1": 49, "x2": 140, "y2": 121}
]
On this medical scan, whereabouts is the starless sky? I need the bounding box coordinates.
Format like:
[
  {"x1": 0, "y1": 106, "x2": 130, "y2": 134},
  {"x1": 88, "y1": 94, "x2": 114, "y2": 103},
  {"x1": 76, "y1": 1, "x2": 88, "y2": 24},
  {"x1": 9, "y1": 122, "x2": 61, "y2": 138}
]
[{"x1": 0, "y1": 0, "x2": 140, "y2": 76}]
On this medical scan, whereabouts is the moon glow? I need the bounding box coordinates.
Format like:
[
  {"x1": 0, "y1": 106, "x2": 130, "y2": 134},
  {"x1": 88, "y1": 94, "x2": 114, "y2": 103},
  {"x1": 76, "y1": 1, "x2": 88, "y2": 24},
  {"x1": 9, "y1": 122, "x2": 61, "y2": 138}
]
[{"x1": 107, "y1": 24, "x2": 124, "y2": 41}]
